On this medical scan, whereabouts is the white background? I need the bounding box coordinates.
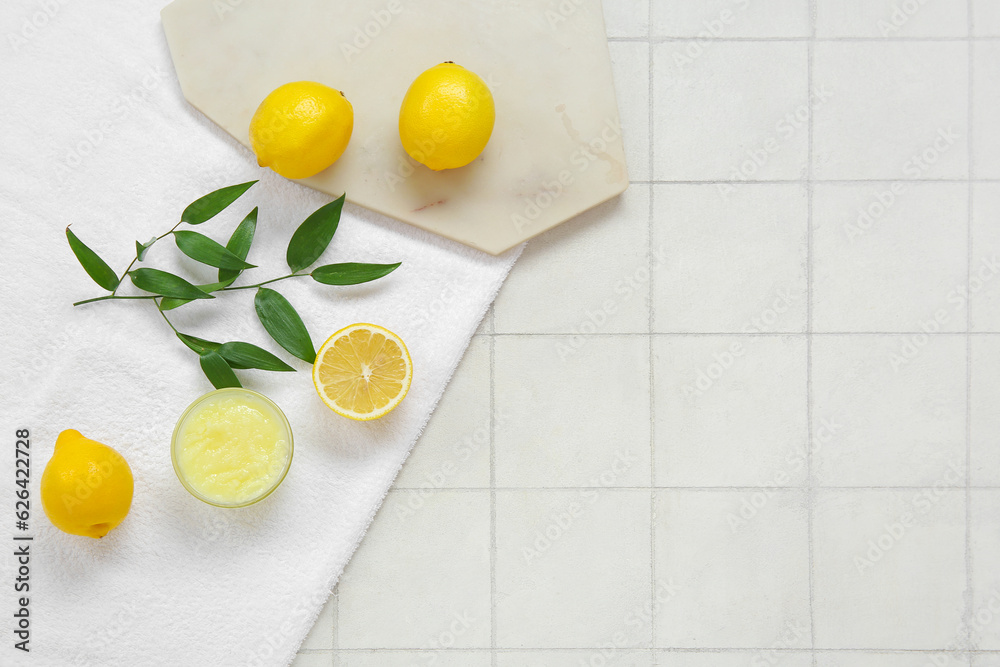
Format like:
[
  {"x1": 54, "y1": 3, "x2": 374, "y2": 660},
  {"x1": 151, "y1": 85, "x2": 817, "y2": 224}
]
[{"x1": 294, "y1": 0, "x2": 1000, "y2": 664}]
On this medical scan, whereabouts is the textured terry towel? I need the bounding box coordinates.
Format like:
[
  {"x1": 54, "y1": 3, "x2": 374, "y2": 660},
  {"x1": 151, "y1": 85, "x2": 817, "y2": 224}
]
[{"x1": 0, "y1": 1, "x2": 520, "y2": 665}]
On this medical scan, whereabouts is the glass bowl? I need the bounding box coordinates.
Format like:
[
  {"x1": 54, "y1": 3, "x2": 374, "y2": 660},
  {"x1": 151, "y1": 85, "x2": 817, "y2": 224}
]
[{"x1": 171, "y1": 388, "x2": 293, "y2": 508}]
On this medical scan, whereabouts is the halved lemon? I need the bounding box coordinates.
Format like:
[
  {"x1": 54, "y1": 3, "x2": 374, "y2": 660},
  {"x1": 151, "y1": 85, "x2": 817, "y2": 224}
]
[{"x1": 312, "y1": 323, "x2": 413, "y2": 420}]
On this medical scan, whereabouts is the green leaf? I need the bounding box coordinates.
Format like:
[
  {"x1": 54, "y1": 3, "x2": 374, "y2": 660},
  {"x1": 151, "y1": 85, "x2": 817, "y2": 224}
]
[
  {"x1": 158, "y1": 277, "x2": 236, "y2": 310},
  {"x1": 254, "y1": 288, "x2": 315, "y2": 363},
  {"x1": 130, "y1": 268, "x2": 214, "y2": 300},
  {"x1": 181, "y1": 180, "x2": 258, "y2": 225},
  {"x1": 219, "y1": 207, "x2": 258, "y2": 284},
  {"x1": 174, "y1": 231, "x2": 256, "y2": 270},
  {"x1": 199, "y1": 350, "x2": 241, "y2": 389},
  {"x1": 311, "y1": 262, "x2": 401, "y2": 286},
  {"x1": 286, "y1": 195, "x2": 345, "y2": 272},
  {"x1": 158, "y1": 297, "x2": 192, "y2": 311},
  {"x1": 135, "y1": 236, "x2": 157, "y2": 261},
  {"x1": 66, "y1": 227, "x2": 120, "y2": 291},
  {"x1": 177, "y1": 333, "x2": 221, "y2": 354},
  {"x1": 218, "y1": 342, "x2": 295, "y2": 372}
]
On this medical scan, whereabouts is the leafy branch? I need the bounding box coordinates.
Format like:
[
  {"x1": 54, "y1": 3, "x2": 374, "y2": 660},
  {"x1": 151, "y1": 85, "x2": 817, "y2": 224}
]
[{"x1": 67, "y1": 182, "x2": 401, "y2": 389}]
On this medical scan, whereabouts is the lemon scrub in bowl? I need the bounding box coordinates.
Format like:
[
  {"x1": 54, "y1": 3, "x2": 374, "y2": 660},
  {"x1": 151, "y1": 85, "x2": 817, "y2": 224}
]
[
  {"x1": 399, "y1": 62, "x2": 496, "y2": 170},
  {"x1": 171, "y1": 388, "x2": 293, "y2": 508}
]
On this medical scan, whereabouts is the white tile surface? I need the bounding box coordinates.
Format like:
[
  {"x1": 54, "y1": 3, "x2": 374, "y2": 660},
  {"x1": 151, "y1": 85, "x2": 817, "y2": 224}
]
[
  {"x1": 974, "y1": 43, "x2": 1000, "y2": 180},
  {"x1": 653, "y1": 490, "x2": 811, "y2": 649},
  {"x1": 294, "y1": 1, "x2": 991, "y2": 662},
  {"x1": 494, "y1": 335, "x2": 650, "y2": 487},
  {"x1": 972, "y1": 336, "x2": 1000, "y2": 486},
  {"x1": 610, "y1": 42, "x2": 651, "y2": 183},
  {"x1": 972, "y1": 184, "x2": 1000, "y2": 332},
  {"x1": 290, "y1": 653, "x2": 333, "y2": 667},
  {"x1": 974, "y1": 0, "x2": 1000, "y2": 35},
  {"x1": 812, "y1": 183, "x2": 969, "y2": 333},
  {"x1": 336, "y1": 490, "x2": 491, "y2": 649},
  {"x1": 494, "y1": 185, "x2": 650, "y2": 335},
  {"x1": 816, "y1": 654, "x2": 969, "y2": 667},
  {"x1": 652, "y1": 184, "x2": 808, "y2": 333},
  {"x1": 653, "y1": 42, "x2": 809, "y2": 181},
  {"x1": 812, "y1": 42, "x2": 969, "y2": 180},
  {"x1": 394, "y1": 337, "x2": 491, "y2": 489},
  {"x1": 653, "y1": 335, "x2": 808, "y2": 487},
  {"x1": 815, "y1": 0, "x2": 969, "y2": 37},
  {"x1": 811, "y1": 335, "x2": 967, "y2": 486},
  {"x1": 339, "y1": 651, "x2": 492, "y2": 666},
  {"x1": 651, "y1": 0, "x2": 811, "y2": 38},
  {"x1": 299, "y1": 593, "x2": 335, "y2": 650},
  {"x1": 971, "y1": 490, "x2": 1000, "y2": 651},
  {"x1": 656, "y1": 652, "x2": 813, "y2": 667},
  {"x1": 495, "y1": 489, "x2": 651, "y2": 648},
  {"x1": 498, "y1": 650, "x2": 654, "y2": 666},
  {"x1": 813, "y1": 490, "x2": 966, "y2": 649}
]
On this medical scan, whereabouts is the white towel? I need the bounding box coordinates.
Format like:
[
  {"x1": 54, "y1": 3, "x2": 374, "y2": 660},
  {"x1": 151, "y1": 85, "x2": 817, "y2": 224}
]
[{"x1": 0, "y1": 1, "x2": 519, "y2": 665}]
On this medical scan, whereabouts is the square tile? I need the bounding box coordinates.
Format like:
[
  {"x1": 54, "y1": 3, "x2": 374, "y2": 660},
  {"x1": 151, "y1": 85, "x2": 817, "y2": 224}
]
[
  {"x1": 653, "y1": 490, "x2": 811, "y2": 649},
  {"x1": 811, "y1": 335, "x2": 966, "y2": 486},
  {"x1": 813, "y1": 490, "x2": 966, "y2": 649},
  {"x1": 495, "y1": 489, "x2": 651, "y2": 648},
  {"x1": 972, "y1": 491, "x2": 1000, "y2": 650},
  {"x1": 653, "y1": 335, "x2": 808, "y2": 487},
  {"x1": 494, "y1": 336, "x2": 650, "y2": 487},
  {"x1": 815, "y1": 0, "x2": 968, "y2": 37},
  {"x1": 652, "y1": 184, "x2": 808, "y2": 333},
  {"x1": 817, "y1": 653, "x2": 968, "y2": 667},
  {"x1": 812, "y1": 43, "x2": 968, "y2": 180},
  {"x1": 652, "y1": 0, "x2": 811, "y2": 38},
  {"x1": 291, "y1": 654, "x2": 333, "y2": 667},
  {"x1": 498, "y1": 650, "x2": 653, "y2": 666},
  {"x1": 603, "y1": 0, "x2": 649, "y2": 38},
  {"x1": 974, "y1": 0, "x2": 1000, "y2": 35},
  {"x1": 610, "y1": 41, "x2": 651, "y2": 182},
  {"x1": 337, "y1": 490, "x2": 490, "y2": 649},
  {"x1": 395, "y1": 338, "x2": 491, "y2": 489},
  {"x1": 653, "y1": 42, "x2": 809, "y2": 181},
  {"x1": 975, "y1": 43, "x2": 1000, "y2": 179},
  {"x1": 299, "y1": 593, "x2": 336, "y2": 650},
  {"x1": 495, "y1": 185, "x2": 650, "y2": 335},
  {"x1": 972, "y1": 336, "x2": 1000, "y2": 485},
  {"x1": 812, "y1": 183, "x2": 969, "y2": 333},
  {"x1": 972, "y1": 184, "x2": 1000, "y2": 332},
  {"x1": 339, "y1": 651, "x2": 492, "y2": 666},
  {"x1": 656, "y1": 652, "x2": 813, "y2": 667}
]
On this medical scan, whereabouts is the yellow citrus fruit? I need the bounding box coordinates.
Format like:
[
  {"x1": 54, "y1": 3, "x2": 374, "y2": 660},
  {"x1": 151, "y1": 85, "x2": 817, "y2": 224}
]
[
  {"x1": 313, "y1": 323, "x2": 413, "y2": 420},
  {"x1": 398, "y1": 62, "x2": 495, "y2": 170},
  {"x1": 41, "y1": 430, "x2": 134, "y2": 539},
  {"x1": 249, "y1": 81, "x2": 354, "y2": 179}
]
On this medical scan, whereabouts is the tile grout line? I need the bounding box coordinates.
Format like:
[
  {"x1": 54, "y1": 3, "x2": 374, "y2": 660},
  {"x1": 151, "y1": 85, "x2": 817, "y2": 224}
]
[
  {"x1": 489, "y1": 329, "x2": 497, "y2": 665},
  {"x1": 647, "y1": 0, "x2": 657, "y2": 652},
  {"x1": 807, "y1": 2, "x2": 817, "y2": 665},
  {"x1": 965, "y1": 3, "x2": 975, "y2": 664}
]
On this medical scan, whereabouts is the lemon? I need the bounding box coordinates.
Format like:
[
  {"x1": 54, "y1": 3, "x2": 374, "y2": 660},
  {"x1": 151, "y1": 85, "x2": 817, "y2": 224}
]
[
  {"x1": 41, "y1": 430, "x2": 134, "y2": 539},
  {"x1": 398, "y1": 62, "x2": 495, "y2": 170},
  {"x1": 250, "y1": 81, "x2": 354, "y2": 179},
  {"x1": 313, "y1": 323, "x2": 413, "y2": 420}
]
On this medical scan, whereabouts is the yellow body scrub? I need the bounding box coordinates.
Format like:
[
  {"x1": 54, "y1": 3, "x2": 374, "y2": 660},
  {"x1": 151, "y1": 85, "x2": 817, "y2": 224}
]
[{"x1": 171, "y1": 388, "x2": 293, "y2": 507}]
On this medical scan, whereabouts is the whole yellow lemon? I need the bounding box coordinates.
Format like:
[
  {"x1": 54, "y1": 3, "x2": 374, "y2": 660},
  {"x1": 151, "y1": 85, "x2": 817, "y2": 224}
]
[
  {"x1": 398, "y1": 62, "x2": 495, "y2": 171},
  {"x1": 41, "y1": 430, "x2": 134, "y2": 539},
  {"x1": 250, "y1": 81, "x2": 354, "y2": 180}
]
